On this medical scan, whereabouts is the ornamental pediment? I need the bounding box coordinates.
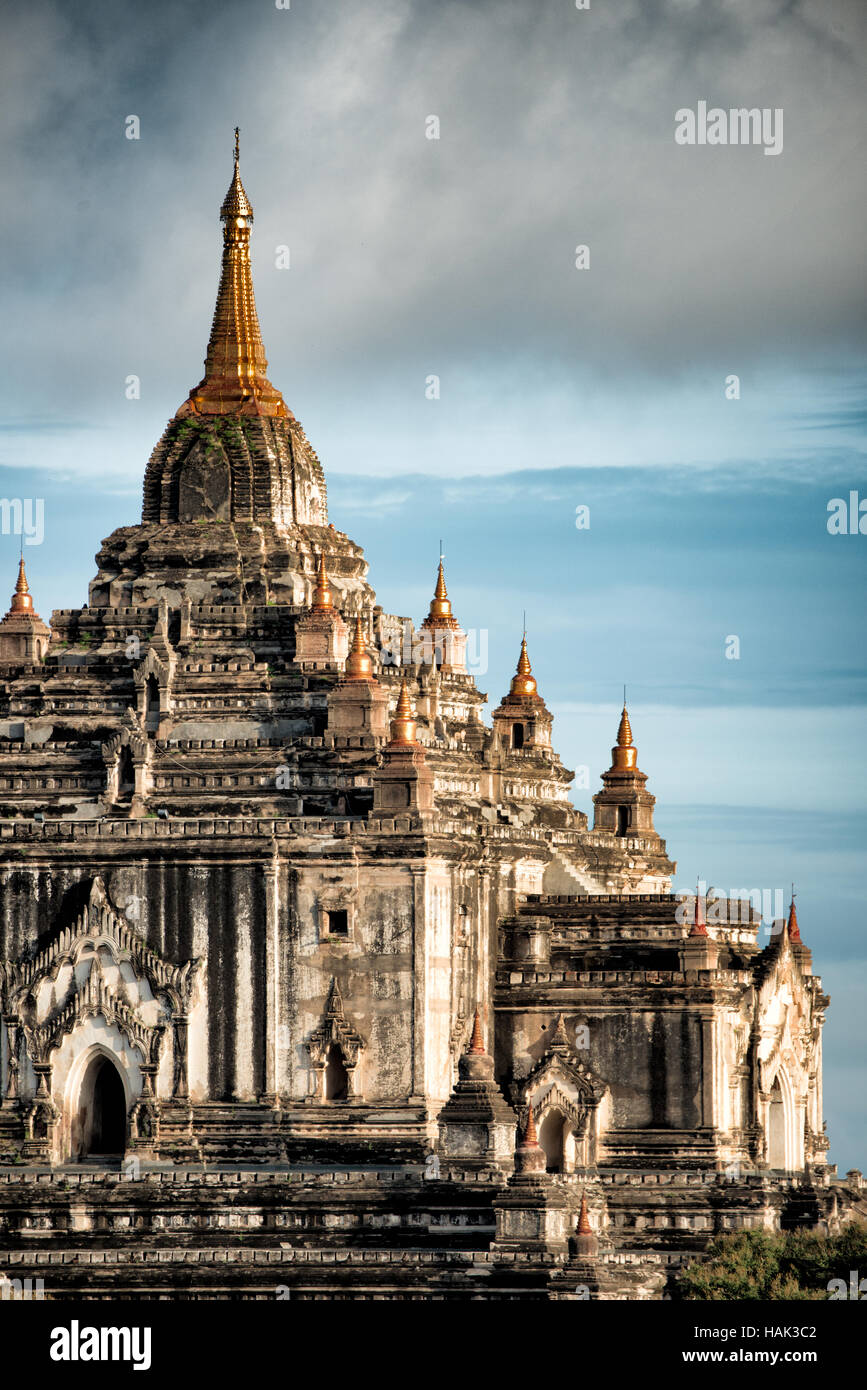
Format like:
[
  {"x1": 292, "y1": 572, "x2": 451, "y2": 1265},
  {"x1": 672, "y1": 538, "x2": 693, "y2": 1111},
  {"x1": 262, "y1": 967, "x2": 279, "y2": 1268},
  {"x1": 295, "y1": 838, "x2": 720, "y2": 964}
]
[
  {"x1": 516, "y1": 1013, "x2": 608, "y2": 1116},
  {"x1": 0, "y1": 877, "x2": 200, "y2": 1066}
]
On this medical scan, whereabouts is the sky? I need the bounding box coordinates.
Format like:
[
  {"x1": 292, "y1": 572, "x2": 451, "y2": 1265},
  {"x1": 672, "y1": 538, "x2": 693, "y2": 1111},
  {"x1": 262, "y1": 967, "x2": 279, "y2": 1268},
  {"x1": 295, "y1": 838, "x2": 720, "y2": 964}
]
[{"x1": 1, "y1": 0, "x2": 866, "y2": 1168}]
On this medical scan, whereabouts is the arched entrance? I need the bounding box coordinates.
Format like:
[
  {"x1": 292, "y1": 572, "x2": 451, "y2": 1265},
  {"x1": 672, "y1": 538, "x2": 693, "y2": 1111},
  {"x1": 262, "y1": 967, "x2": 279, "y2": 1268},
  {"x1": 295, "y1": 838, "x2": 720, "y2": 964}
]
[
  {"x1": 144, "y1": 675, "x2": 160, "y2": 733},
  {"x1": 77, "y1": 1053, "x2": 127, "y2": 1158},
  {"x1": 324, "y1": 1045, "x2": 349, "y2": 1101},
  {"x1": 768, "y1": 1075, "x2": 786, "y2": 1170},
  {"x1": 538, "y1": 1108, "x2": 566, "y2": 1173}
]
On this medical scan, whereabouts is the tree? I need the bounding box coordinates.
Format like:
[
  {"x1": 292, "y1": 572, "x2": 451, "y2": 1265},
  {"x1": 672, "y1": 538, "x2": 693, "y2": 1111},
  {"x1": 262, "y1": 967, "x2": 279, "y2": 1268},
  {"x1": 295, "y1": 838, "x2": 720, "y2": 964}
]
[{"x1": 675, "y1": 1223, "x2": 867, "y2": 1300}]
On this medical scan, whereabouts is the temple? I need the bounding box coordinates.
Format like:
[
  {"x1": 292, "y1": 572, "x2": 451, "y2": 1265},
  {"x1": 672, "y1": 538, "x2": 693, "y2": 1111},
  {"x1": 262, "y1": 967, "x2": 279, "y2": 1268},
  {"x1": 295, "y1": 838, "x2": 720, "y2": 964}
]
[{"x1": 0, "y1": 140, "x2": 863, "y2": 1300}]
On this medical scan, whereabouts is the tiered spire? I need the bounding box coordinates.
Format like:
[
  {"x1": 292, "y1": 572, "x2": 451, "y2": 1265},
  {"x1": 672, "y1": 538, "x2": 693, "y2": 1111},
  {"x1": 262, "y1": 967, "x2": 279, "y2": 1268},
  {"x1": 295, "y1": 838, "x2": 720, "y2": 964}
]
[
  {"x1": 468, "y1": 1008, "x2": 485, "y2": 1055},
  {"x1": 387, "y1": 678, "x2": 419, "y2": 747},
  {"x1": 184, "y1": 129, "x2": 288, "y2": 418},
  {"x1": 9, "y1": 557, "x2": 34, "y2": 615},
  {"x1": 577, "y1": 1191, "x2": 592, "y2": 1235},
  {"x1": 344, "y1": 615, "x2": 374, "y2": 680},
  {"x1": 522, "y1": 1101, "x2": 538, "y2": 1146},
  {"x1": 610, "y1": 703, "x2": 638, "y2": 771},
  {"x1": 509, "y1": 637, "x2": 539, "y2": 698},
  {"x1": 421, "y1": 557, "x2": 461, "y2": 632},
  {"x1": 311, "y1": 553, "x2": 332, "y2": 610}
]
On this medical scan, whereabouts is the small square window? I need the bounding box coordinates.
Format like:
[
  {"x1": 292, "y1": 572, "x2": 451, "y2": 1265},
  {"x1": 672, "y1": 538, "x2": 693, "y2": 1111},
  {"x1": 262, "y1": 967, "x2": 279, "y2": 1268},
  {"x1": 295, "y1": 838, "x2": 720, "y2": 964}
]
[{"x1": 326, "y1": 909, "x2": 349, "y2": 936}]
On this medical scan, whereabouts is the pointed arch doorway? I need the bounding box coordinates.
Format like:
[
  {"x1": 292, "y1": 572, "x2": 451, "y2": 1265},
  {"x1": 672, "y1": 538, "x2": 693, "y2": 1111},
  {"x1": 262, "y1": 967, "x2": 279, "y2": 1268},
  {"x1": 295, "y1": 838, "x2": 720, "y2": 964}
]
[{"x1": 77, "y1": 1053, "x2": 128, "y2": 1158}]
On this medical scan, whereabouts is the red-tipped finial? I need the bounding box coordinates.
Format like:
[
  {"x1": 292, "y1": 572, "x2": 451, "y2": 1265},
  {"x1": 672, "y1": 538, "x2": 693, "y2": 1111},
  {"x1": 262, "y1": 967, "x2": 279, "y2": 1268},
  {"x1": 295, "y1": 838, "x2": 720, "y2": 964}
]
[
  {"x1": 468, "y1": 1009, "x2": 485, "y2": 1055},
  {"x1": 689, "y1": 885, "x2": 708, "y2": 937},
  {"x1": 787, "y1": 890, "x2": 802, "y2": 943}
]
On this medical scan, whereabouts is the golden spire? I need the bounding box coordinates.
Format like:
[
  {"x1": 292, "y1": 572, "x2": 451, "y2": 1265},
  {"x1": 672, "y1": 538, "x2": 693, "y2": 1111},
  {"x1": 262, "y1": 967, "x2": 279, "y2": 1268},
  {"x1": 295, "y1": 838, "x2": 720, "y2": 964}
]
[
  {"x1": 468, "y1": 1008, "x2": 485, "y2": 1055},
  {"x1": 388, "y1": 677, "x2": 418, "y2": 746},
  {"x1": 9, "y1": 556, "x2": 33, "y2": 615},
  {"x1": 311, "y1": 552, "x2": 332, "y2": 610},
  {"x1": 611, "y1": 703, "x2": 638, "y2": 771},
  {"x1": 420, "y1": 550, "x2": 461, "y2": 632},
  {"x1": 522, "y1": 1101, "x2": 538, "y2": 1146},
  {"x1": 183, "y1": 129, "x2": 288, "y2": 419},
  {"x1": 509, "y1": 636, "x2": 538, "y2": 698},
  {"x1": 344, "y1": 614, "x2": 374, "y2": 680},
  {"x1": 427, "y1": 559, "x2": 452, "y2": 620}
]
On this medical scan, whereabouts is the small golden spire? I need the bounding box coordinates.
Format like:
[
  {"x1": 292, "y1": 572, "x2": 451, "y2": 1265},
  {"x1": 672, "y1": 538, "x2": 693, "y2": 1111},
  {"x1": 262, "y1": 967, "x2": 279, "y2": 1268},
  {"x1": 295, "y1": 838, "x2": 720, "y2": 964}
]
[
  {"x1": 421, "y1": 550, "x2": 460, "y2": 632},
  {"x1": 468, "y1": 1009, "x2": 485, "y2": 1055},
  {"x1": 344, "y1": 615, "x2": 374, "y2": 680},
  {"x1": 9, "y1": 556, "x2": 34, "y2": 615},
  {"x1": 388, "y1": 677, "x2": 418, "y2": 746},
  {"x1": 509, "y1": 637, "x2": 538, "y2": 697},
  {"x1": 427, "y1": 558, "x2": 452, "y2": 619},
  {"x1": 611, "y1": 703, "x2": 638, "y2": 771},
  {"x1": 311, "y1": 553, "x2": 332, "y2": 610},
  {"x1": 523, "y1": 1101, "x2": 538, "y2": 1146}
]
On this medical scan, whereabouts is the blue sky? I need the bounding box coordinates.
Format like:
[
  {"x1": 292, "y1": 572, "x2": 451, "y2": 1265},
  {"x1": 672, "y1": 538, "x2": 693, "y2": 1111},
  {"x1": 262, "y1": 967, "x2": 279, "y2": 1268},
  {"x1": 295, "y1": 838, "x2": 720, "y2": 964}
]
[{"x1": 1, "y1": 0, "x2": 865, "y2": 1168}]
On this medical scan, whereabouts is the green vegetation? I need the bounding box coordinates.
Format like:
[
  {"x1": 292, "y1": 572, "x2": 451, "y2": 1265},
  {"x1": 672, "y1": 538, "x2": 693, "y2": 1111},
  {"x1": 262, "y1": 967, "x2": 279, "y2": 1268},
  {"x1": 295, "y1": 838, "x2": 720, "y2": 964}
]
[{"x1": 676, "y1": 1224, "x2": 867, "y2": 1300}]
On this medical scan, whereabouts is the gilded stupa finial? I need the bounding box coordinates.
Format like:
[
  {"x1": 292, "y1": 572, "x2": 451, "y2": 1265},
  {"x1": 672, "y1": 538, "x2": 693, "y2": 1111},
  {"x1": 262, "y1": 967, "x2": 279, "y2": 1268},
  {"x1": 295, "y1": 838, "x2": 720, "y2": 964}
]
[
  {"x1": 220, "y1": 126, "x2": 253, "y2": 221},
  {"x1": 421, "y1": 543, "x2": 462, "y2": 638},
  {"x1": 468, "y1": 1009, "x2": 485, "y2": 1055},
  {"x1": 181, "y1": 131, "x2": 287, "y2": 419},
  {"x1": 610, "y1": 697, "x2": 638, "y2": 771},
  {"x1": 388, "y1": 677, "x2": 418, "y2": 746},
  {"x1": 311, "y1": 553, "x2": 332, "y2": 610},
  {"x1": 344, "y1": 614, "x2": 374, "y2": 680},
  {"x1": 9, "y1": 556, "x2": 34, "y2": 615},
  {"x1": 509, "y1": 635, "x2": 537, "y2": 697}
]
